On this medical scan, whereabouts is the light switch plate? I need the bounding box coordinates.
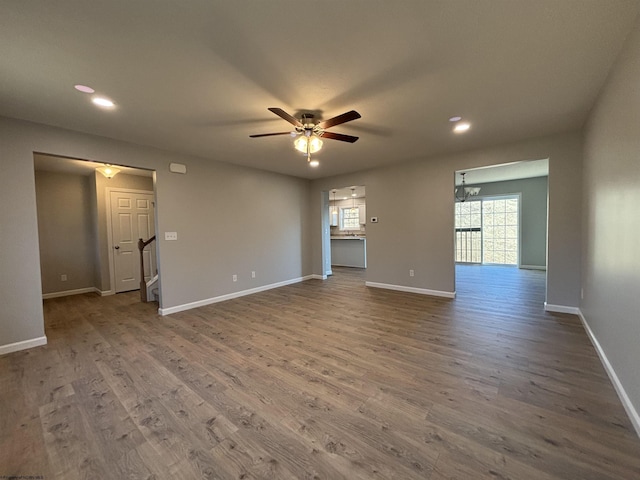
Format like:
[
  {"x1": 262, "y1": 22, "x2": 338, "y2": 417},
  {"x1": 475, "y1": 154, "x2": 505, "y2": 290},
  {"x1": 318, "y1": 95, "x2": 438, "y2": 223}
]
[
  {"x1": 165, "y1": 231, "x2": 178, "y2": 241},
  {"x1": 370, "y1": 217, "x2": 379, "y2": 223}
]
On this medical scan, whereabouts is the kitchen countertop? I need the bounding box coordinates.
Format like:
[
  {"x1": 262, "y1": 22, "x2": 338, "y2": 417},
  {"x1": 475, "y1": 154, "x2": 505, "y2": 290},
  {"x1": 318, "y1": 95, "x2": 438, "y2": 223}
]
[{"x1": 331, "y1": 236, "x2": 366, "y2": 240}]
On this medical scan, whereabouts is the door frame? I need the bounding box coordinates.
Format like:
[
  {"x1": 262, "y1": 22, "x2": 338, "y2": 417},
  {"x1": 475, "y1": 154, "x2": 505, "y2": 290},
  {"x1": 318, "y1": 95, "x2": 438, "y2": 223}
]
[{"x1": 105, "y1": 187, "x2": 156, "y2": 294}]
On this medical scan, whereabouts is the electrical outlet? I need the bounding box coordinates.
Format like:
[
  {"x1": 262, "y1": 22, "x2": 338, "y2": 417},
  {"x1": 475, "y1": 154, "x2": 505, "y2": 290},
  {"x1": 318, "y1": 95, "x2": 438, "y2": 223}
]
[
  {"x1": 251, "y1": 271, "x2": 256, "y2": 278},
  {"x1": 409, "y1": 269, "x2": 414, "y2": 277},
  {"x1": 60, "y1": 274, "x2": 67, "y2": 281},
  {"x1": 232, "y1": 274, "x2": 237, "y2": 282}
]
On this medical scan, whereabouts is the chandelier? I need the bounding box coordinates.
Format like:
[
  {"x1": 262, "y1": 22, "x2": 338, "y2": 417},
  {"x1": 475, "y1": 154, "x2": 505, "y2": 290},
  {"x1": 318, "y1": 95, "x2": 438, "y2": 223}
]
[{"x1": 455, "y1": 172, "x2": 480, "y2": 202}]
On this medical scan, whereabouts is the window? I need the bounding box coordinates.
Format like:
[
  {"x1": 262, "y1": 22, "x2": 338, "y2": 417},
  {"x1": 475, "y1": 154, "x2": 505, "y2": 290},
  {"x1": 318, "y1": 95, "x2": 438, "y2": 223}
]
[
  {"x1": 340, "y1": 207, "x2": 360, "y2": 230},
  {"x1": 455, "y1": 201, "x2": 482, "y2": 263},
  {"x1": 482, "y1": 197, "x2": 518, "y2": 265},
  {"x1": 455, "y1": 196, "x2": 519, "y2": 265}
]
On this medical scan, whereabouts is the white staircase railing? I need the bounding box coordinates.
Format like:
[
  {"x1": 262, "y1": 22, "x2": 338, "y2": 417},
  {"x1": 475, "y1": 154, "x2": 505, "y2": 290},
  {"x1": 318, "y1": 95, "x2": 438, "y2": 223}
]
[{"x1": 137, "y1": 235, "x2": 157, "y2": 302}]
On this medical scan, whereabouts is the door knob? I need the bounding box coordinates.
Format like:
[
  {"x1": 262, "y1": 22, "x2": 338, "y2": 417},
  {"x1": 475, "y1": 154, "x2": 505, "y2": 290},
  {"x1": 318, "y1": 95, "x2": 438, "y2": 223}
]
[{"x1": 114, "y1": 245, "x2": 120, "y2": 250}]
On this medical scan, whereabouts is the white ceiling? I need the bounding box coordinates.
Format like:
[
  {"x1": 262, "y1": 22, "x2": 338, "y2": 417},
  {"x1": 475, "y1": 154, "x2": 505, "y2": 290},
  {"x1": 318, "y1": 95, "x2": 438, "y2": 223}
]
[{"x1": 2, "y1": 1, "x2": 639, "y2": 180}]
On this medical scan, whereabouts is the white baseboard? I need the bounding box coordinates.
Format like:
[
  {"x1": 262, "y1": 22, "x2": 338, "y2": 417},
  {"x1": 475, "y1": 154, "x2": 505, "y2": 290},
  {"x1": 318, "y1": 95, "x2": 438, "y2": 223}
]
[
  {"x1": 98, "y1": 289, "x2": 115, "y2": 296},
  {"x1": 158, "y1": 275, "x2": 316, "y2": 316},
  {"x1": 42, "y1": 287, "x2": 99, "y2": 299},
  {"x1": 365, "y1": 281, "x2": 456, "y2": 299},
  {"x1": 0, "y1": 336, "x2": 47, "y2": 356},
  {"x1": 520, "y1": 265, "x2": 547, "y2": 271},
  {"x1": 544, "y1": 303, "x2": 580, "y2": 315},
  {"x1": 309, "y1": 274, "x2": 327, "y2": 280},
  {"x1": 577, "y1": 309, "x2": 640, "y2": 438}
]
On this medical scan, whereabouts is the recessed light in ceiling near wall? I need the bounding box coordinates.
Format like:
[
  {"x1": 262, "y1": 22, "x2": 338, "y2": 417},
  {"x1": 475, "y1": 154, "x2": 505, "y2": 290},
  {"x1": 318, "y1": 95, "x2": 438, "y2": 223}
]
[
  {"x1": 449, "y1": 115, "x2": 462, "y2": 122},
  {"x1": 74, "y1": 84, "x2": 95, "y2": 93},
  {"x1": 92, "y1": 96, "x2": 115, "y2": 108},
  {"x1": 453, "y1": 122, "x2": 471, "y2": 133}
]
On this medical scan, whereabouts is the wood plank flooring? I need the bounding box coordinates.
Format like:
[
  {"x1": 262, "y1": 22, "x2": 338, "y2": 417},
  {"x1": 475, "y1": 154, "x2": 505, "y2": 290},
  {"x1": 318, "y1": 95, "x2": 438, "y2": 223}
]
[{"x1": 1, "y1": 265, "x2": 639, "y2": 479}]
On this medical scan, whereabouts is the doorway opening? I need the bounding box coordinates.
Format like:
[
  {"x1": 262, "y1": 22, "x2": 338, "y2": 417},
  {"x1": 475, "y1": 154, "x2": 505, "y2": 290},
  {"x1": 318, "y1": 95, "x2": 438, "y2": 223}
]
[
  {"x1": 453, "y1": 159, "x2": 549, "y2": 303},
  {"x1": 322, "y1": 185, "x2": 367, "y2": 281},
  {"x1": 33, "y1": 153, "x2": 158, "y2": 303}
]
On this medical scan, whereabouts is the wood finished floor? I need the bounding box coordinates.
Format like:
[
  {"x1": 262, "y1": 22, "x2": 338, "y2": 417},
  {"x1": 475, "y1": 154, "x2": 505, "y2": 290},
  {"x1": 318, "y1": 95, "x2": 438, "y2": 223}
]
[{"x1": 2, "y1": 266, "x2": 639, "y2": 479}]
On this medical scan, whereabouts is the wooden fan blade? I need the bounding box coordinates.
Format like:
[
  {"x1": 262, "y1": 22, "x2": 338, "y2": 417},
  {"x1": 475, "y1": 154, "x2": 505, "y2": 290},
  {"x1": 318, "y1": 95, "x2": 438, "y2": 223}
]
[
  {"x1": 321, "y1": 131, "x2": 359, "y2": 143},
  {"x1": 249, "y1": 132, "x2": 292, "y2": 138},
  {"x1": 268, "y1": 107, "x2": 302, "y2": 127},
  {"x1": 318, "y1": 110, "x2": 361, "y2": 129}
]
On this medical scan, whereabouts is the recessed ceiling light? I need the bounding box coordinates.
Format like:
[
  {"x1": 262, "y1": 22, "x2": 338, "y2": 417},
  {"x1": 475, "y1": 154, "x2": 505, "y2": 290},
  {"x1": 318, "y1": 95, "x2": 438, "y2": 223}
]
[
  {"x1": 309, "y1": 159, "x2": 319, "y2": 167},
  {"x1": 449, "y1": 116, "x2": 462, "y2": 122},
  {"x1": 454, "y1": 122, "x2": 471, "y2": 133},
  {"x1": 92, "y1": 96, "x2": 115, "y2": 108},
  {"x1": 74, "y1": 84, "x2": 95, "y2": 94},
  {"x1": 343, "y1": 197, "x2": 348, "y2": 200}
]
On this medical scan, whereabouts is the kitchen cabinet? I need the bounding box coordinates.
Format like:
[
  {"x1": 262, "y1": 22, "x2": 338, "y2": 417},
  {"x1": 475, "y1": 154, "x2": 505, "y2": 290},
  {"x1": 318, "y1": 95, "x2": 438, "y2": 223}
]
[{"x1": 359, "y1": 204, "x2": 366, "y2": 224}]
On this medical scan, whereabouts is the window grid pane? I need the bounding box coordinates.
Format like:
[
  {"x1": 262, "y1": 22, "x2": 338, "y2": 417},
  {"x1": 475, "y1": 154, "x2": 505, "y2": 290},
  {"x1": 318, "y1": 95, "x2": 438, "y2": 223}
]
[
  {"x1": 482, "y1": 197, "x2": 518, "y2": 265},
  {"x1": 340, "y1": 207, "x2": 360, "y2": 230},
  {"x1": 455, "y1": 201, "x2": 481, "y2": 263}
]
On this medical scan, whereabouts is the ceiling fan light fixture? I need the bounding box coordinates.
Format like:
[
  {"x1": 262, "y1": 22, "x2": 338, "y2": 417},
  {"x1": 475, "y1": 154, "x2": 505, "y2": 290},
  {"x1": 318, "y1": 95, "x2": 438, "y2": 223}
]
[
  {"x1": 294, "y1": 136, "x2": 307, "y2": 153},
  {"x1": 309, "y1": 136, "x2": 323, "y2": 153},
  {"x1": 250, "y1": 107, "x2": 359, "y2": 166},
  {"x1": 294, "y1": 135, "x2": 323, "y2": 154}
]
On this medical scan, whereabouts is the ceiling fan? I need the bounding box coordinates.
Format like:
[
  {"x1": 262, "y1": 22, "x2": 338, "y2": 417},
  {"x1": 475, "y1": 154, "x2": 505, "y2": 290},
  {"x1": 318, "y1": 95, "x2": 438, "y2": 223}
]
[{"x1": 250, "y1": 107, "x2": 361, "y2": 167}]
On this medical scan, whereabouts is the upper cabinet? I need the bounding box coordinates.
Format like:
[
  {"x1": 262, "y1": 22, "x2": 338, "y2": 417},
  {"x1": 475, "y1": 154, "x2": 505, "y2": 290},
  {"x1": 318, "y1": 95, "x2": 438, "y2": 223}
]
[{"x1": 359, "y1": 204, "x2": 366, "y2": 225}]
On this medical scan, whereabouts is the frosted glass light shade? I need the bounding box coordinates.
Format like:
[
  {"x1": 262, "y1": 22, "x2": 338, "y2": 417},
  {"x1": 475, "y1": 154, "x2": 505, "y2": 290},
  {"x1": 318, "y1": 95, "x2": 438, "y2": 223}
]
[
  {"x1": 96, "y1": 165, "x2": 120, "y2": 179},
  {"x1": 294, "y1": 135, "x2": 323, "y2": 153}
]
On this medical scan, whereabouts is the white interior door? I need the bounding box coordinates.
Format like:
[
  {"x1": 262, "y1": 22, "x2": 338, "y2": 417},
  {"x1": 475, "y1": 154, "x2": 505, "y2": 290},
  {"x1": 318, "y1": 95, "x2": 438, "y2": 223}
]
[{"x1": 110, "y1": 191, "x2": 156, "y2": 293}]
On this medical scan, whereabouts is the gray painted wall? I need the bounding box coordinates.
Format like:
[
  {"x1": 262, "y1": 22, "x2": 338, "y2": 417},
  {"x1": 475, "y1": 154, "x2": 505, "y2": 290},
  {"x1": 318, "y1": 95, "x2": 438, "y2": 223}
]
[
  {"x1": 470, "y1": 176, "x2": 548, "y2": 268},
  {"x1": 35, "y1": 170, "x2": 96, "y2": 294},
  {"x1": 583, "y1": 17, "x2": 640, "y2": 428},
  {"x1": 0, "y1": 116, "x2": 311, "y2": 349},
  {"x1": 310, "y1": 132, "x2": 581, "y2": 307}
]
